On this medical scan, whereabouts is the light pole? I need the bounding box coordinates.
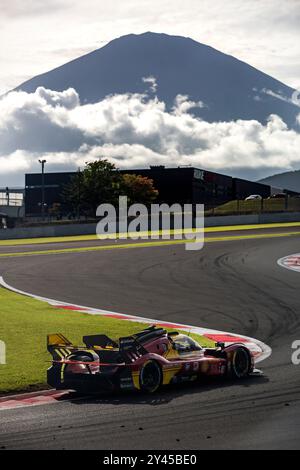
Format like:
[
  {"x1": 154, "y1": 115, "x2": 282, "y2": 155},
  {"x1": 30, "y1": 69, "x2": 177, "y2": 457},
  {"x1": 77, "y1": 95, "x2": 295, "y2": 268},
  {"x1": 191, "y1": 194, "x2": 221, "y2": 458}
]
[
  {"x1": 5, "y1": 187, "x2": 9, "y2": 206},
  {"x1": 77, "y1": 167, "x2": 81, "y2": 220},
  {"x1": 38, "y1": 159, "x2": 47, "y2": 219}
]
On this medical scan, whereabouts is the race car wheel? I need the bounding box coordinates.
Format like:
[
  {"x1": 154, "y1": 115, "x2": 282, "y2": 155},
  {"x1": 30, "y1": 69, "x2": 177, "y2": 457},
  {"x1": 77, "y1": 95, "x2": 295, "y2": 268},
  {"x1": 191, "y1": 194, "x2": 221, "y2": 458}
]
[
  {"x1": 230, "y1": 347, "x2": 251, "y2": 379},
  {"x1": 139, "y1": 361, "x2": 162, "y2": 393},
  {"x1": 64, "y1": 354, "x2": 94, "y2": 376}
]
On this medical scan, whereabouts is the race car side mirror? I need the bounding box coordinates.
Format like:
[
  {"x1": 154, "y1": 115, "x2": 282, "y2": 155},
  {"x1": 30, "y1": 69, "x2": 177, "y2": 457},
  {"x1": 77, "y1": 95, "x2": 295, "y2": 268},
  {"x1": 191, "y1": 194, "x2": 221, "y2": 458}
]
[{"x1": 216, "y1": 342, "x2": 225, "y2": 349}]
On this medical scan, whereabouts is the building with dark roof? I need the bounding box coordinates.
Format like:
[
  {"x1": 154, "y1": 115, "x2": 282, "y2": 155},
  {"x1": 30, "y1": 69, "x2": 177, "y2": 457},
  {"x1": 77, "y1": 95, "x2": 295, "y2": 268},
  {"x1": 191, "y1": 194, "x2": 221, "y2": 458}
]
[{"x1": 25, "y1": 166, "x2": 297, "y2": 217}]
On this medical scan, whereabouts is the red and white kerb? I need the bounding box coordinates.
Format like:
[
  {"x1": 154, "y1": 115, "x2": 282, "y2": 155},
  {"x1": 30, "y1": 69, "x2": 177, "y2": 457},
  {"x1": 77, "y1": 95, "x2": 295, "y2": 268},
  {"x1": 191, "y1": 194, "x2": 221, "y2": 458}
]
[{"x1": 278, "y1": 254, "x2": 300, "y2": 273}]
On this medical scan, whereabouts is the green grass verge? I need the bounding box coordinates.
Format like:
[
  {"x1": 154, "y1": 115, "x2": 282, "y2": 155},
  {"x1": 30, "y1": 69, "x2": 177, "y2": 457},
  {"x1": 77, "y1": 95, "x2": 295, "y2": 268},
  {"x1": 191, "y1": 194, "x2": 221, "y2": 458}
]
[
  {"x1": 207, "y1": 197, "x2": 300, "y2": 215},
  {"x1": 0, "y1": 287, "x2": 214, "y2": 394}
]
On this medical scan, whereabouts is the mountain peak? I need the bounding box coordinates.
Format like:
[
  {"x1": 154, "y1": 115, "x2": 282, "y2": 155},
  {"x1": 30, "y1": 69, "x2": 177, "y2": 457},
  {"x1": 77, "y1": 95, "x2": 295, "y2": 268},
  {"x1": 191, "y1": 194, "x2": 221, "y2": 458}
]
[
  {"x1": 14, "y1": 32, "x2": 298, "y2": 127},
  {"x1": 259, "y1": 170, "x2": 300, "y2": 192}
]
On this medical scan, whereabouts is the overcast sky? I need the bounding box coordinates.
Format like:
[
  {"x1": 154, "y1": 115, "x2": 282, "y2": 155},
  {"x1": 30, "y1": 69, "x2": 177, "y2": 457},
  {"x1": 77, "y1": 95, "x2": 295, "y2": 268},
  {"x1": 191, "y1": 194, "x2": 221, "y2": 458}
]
[
  {"x1": 1, "y1": 0, "x2": 300, "y2": 95},
  {"x1": 0, "y1": 0, "x2": 300, "y2": 186}
]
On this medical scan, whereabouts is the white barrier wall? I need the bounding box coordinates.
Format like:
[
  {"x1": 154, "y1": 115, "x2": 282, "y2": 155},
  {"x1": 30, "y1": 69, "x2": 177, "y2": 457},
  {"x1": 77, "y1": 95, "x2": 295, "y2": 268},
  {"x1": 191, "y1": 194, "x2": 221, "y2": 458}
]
[
  {"x1": 205, "y1": 212, "x2": 300, "y2": 227},
  {"x1": 0, "y1": 340, "x2": 6, "y2": 365},
  {"x1": 0, "y1": 212, "x2": 300, "y2": 240}
]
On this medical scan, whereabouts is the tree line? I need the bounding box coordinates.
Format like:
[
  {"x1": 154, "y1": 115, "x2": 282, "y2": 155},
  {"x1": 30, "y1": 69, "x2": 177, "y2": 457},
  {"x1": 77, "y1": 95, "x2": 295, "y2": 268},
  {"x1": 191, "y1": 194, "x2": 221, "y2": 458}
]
[{"x1": 60, "y1": 160, "x2": 158, "y2": 218}]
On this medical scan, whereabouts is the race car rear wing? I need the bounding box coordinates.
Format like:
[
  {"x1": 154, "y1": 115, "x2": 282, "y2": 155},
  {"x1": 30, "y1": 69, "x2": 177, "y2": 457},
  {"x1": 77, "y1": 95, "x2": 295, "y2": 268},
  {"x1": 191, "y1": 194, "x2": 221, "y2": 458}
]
[
  {"x1": 47, "y1": 326, "x2": 164, "y2": 362},
  {"x1": 47, "y1": 333, "x2": 72, "y2": 347},
  {"x1": 47, "y1": 333, "x2": 120, "y2": 361},
  {"x1": 47, "y1": 333, "x2": 76, "y2": 361},
  {"x1": 83, "y1": 334, "x2": 118, "y2": 349}
]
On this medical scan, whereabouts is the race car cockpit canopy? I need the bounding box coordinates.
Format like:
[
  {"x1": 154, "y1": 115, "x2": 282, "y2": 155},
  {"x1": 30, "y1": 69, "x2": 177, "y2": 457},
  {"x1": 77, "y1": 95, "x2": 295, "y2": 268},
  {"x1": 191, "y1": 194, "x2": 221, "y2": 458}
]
[{"x1": 172, "y1": 335, "x2": 203, "y2": 355}]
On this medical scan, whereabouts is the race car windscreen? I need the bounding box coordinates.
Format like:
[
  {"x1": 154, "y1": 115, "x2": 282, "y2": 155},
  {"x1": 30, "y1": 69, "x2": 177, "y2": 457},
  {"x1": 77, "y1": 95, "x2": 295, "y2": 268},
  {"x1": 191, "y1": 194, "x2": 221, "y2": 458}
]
[{"x1": 172, "y1": 335, "x2": 203, "y2": 355}]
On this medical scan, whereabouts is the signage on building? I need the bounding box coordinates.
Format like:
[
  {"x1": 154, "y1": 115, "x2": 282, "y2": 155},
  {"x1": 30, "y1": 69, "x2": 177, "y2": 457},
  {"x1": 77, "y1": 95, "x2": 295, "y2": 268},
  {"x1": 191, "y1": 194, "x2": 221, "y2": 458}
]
[{"x1": 194, "y1": 169, "x2": 204, "y2": 181}]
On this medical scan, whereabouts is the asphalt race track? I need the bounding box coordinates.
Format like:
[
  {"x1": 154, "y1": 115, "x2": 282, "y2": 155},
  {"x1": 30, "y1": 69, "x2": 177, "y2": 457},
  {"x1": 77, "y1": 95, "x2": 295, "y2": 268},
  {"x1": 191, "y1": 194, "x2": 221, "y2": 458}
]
[{"x1": 0, "y1": 226, "x2": 300, "y2": 449}]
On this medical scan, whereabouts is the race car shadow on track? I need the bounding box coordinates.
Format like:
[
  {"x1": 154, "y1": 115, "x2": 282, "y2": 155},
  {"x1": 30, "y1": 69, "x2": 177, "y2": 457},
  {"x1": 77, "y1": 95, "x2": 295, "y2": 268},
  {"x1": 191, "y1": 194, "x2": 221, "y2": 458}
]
[{"x1": 56, "y1": 374, "x2": 269, "y2": 407}]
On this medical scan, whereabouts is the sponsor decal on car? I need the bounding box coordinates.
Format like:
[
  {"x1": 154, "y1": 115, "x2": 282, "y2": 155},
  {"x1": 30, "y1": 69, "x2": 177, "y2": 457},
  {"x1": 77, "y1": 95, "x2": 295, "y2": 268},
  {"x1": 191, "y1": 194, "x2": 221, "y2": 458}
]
[{"x1": 120, "y1": 377, "x2": 135, "y2": 389}]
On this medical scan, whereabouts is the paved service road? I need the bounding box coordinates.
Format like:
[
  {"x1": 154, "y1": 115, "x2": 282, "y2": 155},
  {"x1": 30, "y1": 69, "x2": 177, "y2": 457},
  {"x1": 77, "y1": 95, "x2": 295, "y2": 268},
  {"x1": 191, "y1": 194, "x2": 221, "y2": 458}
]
[{"x1": 0, "y1": 227, "x2": 300, "y2": 449}]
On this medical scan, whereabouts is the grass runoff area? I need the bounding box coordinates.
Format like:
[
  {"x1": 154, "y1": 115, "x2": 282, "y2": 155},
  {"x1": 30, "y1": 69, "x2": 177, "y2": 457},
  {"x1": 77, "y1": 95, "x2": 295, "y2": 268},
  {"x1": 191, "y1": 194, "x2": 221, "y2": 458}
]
[
  {"x1": 0, "y1": 222, "x2": 300, "y2": 248},
  {"x1": 0, "y1": 287, "x2": 214, "y2": 394},
  {"x1": 207, "y1": 197, "x2": 300, "y2": 215}
]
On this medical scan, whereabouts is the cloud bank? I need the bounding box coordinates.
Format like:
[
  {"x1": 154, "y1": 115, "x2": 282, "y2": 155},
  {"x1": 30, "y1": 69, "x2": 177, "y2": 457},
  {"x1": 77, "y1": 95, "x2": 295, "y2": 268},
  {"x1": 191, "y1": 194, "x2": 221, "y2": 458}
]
[{"x1": 0, "y1": 86, "x2": 300, "y2": 186}]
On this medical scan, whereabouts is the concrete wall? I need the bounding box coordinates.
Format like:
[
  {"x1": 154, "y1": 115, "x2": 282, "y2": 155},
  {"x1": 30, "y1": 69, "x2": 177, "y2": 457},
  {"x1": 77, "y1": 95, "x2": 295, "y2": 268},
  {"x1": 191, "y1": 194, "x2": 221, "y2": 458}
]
[
  {"x1": 0, "y1": 211, "x2": 299, "y2": 240},
  {"x1": 0, "y1": 205, "x2": 25, "y2": 218},
  {"x1": 0, "y1": 222, "x2": 97, "y2": 240},
  {"x1": 204, "y1": 211, "x2": 300, "y2": 227}
]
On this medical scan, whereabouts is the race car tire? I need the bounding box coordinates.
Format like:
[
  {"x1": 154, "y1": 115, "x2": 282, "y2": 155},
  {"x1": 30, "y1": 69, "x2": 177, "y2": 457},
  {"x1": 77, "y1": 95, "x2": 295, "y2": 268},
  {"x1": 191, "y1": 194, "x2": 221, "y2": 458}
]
[
  {"x1": 64, "y1": 354, "x2": 94, "y2": 376},
  {"x1": 229, "y1": 347, "x2": 251, "y2": 379},
  {"x1": 139, "y1": 360, "x2": 162, "y2": 393}
]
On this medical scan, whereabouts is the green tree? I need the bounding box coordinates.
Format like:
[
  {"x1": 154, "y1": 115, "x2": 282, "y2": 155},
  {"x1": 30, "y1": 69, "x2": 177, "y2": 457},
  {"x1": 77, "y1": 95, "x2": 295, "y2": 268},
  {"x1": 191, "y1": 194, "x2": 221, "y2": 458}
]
[
  {"x1": 82, "y1": 160, "x2": 121, "y2": 215},
  {"x1": 64, "y1": 160, "x2": 122, "y2": 217},
  {"x1": 64, "y1": 161, "x2": 159, "y2": 217},
  {"x1": 48, "y1": 202, "x2": 62, "y2": 219}
]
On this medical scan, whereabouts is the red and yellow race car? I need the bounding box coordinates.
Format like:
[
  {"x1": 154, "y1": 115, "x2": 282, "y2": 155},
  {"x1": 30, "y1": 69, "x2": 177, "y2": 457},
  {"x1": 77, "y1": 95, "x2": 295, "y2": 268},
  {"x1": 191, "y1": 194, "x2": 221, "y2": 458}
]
[{"x1": 47, "y1": 325, "x2": 255, "y2": 393}]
